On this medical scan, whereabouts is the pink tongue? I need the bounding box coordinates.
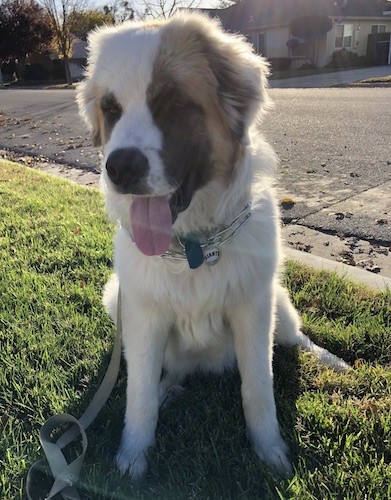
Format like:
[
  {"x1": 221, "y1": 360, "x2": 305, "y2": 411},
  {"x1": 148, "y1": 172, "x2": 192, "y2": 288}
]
[{"x1": 130, "y1": 196, "x2": 172, "y2": 256}]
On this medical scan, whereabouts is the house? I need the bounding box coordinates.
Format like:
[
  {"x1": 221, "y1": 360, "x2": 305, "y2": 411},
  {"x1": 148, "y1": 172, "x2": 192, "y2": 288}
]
[
  {"x1": 70, "y1": 37, "x2": 88, "y2": 81},
  {"x1": 201, "y1": 0, "x2": 391, "y2": 68}
]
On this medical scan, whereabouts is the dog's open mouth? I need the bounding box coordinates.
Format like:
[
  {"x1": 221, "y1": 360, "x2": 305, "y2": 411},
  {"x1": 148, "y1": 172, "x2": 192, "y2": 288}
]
[{"x1": 129, "y1": 175, "x2": 195, "y2": 257}]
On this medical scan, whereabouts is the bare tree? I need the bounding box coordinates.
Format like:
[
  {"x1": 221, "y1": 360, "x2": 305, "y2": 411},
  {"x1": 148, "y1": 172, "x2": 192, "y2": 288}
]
[
  {"x1": 39, "y1": 0, "x2": 89, "y2": 85},
  {"x1": 217, "y1": 0, "x2": 239, "y2": 8},
  {"x1": 141, "y1": 0, "x2": 200, "y2": 20},
  {"x1": 103, "y1": 0, "x2": 135, "y2": 23}
]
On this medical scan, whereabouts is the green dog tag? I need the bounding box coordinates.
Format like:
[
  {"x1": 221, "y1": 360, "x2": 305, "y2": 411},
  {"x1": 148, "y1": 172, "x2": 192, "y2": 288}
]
[{"x1": 184, "y1": 239, "x2": 204, "y2": 269}]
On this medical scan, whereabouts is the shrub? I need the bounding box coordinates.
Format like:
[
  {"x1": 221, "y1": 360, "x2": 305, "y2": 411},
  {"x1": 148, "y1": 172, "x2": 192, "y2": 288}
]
[
  {"x1": 25, "y1": 62, "x2": 49, "y2": 81},
  {"x1": 1, "y1": 60, "x2": 17, "y2": 81},
  {"x1": 268, "y1": 57, "x2": 292, "y2": 72},
  {"x1": 325, "y1": 49, "x2": 369, "y2": 69},
  {"x1": 50, "y1": 59, "x2": 66, "y2": 80},
  {"x1": 299, "y1": 62, "x2": 317, "y2": 70}
]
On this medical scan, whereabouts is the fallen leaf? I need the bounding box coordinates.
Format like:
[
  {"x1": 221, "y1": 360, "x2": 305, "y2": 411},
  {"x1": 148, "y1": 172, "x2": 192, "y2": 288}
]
[{"x1": 281, "y1": 197, "x2": 295, "y2": 209}]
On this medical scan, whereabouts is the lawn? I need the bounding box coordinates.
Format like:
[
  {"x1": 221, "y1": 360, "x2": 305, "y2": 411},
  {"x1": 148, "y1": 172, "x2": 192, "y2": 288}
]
[
  {"x1": 1, "y1": 160, "x2": 390, "y2": 499},
  {"x1": 356, "y1": 75, "x2": 391, "y2": 84}
]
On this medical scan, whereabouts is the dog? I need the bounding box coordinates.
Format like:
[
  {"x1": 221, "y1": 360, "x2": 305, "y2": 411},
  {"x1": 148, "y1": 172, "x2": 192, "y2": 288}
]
[{"x1": 77, "y1": 12, "x2": 349, "y2": 480}]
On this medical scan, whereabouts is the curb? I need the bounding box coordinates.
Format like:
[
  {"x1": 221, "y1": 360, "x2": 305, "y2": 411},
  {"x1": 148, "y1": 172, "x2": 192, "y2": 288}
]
[
  {"x1": 333, "y1": 82, "x2": 391, "y2": 88},
  {"x1": 285, "y1": 247, "x2": 391, "y2": 291}
]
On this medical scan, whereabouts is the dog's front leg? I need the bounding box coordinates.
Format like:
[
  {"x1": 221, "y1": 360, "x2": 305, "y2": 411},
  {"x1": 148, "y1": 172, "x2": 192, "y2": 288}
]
[
  {"x1": 115, "y1": 296, "x2": 168, "y2": 480},
  {"x1": 228, "y1": 287, "x2": 292, "y2": 475}
]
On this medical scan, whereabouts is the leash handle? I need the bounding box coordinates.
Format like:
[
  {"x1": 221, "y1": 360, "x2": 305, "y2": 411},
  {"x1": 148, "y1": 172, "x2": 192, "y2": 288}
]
[{"x1": 26, "y1": 289, "x2": 122, "y2": 499}]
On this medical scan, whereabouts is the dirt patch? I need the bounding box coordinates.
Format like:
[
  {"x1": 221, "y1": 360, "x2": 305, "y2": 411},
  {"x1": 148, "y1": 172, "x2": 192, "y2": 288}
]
[{"x1": 282, "y1": 224, "x2": 391, "y2": 278}]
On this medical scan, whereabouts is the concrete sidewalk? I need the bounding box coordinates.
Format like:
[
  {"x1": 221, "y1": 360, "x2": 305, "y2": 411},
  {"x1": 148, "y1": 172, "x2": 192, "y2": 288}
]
[
  {"x1": 270, "y1": 65, "x2": 391, "y2": 88},
  {"x1": 285, "y1": 248, "x2": 391, "y2": 291}
]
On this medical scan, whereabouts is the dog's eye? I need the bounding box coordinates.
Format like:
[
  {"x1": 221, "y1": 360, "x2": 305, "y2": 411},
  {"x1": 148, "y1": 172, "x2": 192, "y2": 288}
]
[
  {"x1": 100, "y1": 94, "x2": 122, "y2": 118},
  {"x1": 171, "y1": 101, "x2": 185, "y2": 109},
  {"x1": 104, "y1": 105, "x2": 121, "y2": 116}
]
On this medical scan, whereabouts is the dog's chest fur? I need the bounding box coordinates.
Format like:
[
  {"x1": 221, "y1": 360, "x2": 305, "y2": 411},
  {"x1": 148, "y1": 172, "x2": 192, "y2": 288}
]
[{"x1": 114, "y1": 192, "x2": 278, "y2": 356}]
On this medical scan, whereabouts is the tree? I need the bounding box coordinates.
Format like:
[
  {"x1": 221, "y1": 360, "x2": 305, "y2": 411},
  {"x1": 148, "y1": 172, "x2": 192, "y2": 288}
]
[
  {"x1": 68, "y1": 9, "x2": 114, "y2": 38},
  {"x1": 103, "y1": 0, "x2": 135, "y2": 23},
  {"x1": 103, "y1": 0, "x2": 200, "y2": 22},
  {"x1": 289, "y1": 15, "x2": 333, "y2": 67},
  {"x1": 141, "y1": 0, "x2": 200, "y2": 19},
  {"x1": 39, "y1": 0, "x2": 89, "y2": 85},
  {"x1": 217, "y1": 0, "x2": 239, "y2": 9},
  {"x1": 0, "y1": 0, "x2": 53, "y2": 79},
  {"x1": 289, "y1": 15, "x2": 333, "y2": 40}
]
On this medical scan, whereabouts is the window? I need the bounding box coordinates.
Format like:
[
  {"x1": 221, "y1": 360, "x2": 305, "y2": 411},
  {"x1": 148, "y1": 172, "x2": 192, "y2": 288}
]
[
  {"x1": 335, "y1": 24, "x2": 353, "y2": 48},
  {"x1": 371, "y1": 25, "x2": 386, "y2": 34},
  {"x1": 257, "y1": 33, "x2": 266, "y2": 55}
]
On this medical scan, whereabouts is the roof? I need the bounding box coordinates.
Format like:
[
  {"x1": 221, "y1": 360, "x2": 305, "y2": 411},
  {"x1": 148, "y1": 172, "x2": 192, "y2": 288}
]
[{"x1": 201, "y1": 0, "x2": 391, "y2": 32}]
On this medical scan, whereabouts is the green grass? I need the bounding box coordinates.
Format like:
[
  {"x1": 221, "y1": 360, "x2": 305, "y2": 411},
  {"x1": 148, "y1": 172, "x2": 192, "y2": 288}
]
[
  {"x1": 356, "y1": 75, "x2": 391, "y2": 84},
  {"x1": 1, "y1": 160, "x2": 390, "y2": 499}
]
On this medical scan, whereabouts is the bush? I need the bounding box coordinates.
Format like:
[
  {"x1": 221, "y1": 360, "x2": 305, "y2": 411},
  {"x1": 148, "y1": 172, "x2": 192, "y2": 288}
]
[
  {"x1": 268, "y1": 57, "x2": 292, "y2": 72},
  {"x1": 25, "y1": 63, "x2": 50, "y2": 81},
  {"x1": 50, "y1": 59, "x2": 66, "y2": 80},
  {"x1": 299, "y1": 62, "x2": 317, "y2": 70},
  {"x1": 325, "y1": 49, "x2": 369, "y2": 69},
  {"x1": 1, "y1": 60, "x2": 17, "y2": 81}
]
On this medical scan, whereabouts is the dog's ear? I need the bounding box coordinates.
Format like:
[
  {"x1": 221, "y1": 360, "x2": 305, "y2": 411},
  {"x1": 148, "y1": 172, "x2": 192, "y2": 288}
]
[
  {"x1": 166, "y1": 13, "x2": 270, "y2": 144},
  {"x1": 76, "y1": 26, "x2": 110, "y2": 147},
  {"x1": 76, "y1": 80, "x2": 103, "y2": 147},
  {"x1": 186, "y1": 15, "x2": 270, "y2": 143},
  {"x1": 200, "y1": 19, "x2": 270, "y2": 143},
  {"x1": 209, "y1": 44, "x2": 269, "y2": 143}
]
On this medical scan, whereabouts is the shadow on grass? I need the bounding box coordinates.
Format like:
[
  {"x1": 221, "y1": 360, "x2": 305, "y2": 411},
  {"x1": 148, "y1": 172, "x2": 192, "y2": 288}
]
[{"x1": 41, "y1": 345, "x2": 303, "y2": 499}]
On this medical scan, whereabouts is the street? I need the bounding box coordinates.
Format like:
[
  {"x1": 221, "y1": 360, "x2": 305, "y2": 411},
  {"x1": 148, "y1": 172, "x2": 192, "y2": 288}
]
[{"x1": 0, "y1": 87, "x2": 390, "y2": 246}]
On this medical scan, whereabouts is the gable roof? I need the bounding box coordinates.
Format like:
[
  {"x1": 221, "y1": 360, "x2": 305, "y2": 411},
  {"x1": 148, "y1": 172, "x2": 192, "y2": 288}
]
[{"x1": 202, "y1": 0, "x2": 391, "y2": 32}]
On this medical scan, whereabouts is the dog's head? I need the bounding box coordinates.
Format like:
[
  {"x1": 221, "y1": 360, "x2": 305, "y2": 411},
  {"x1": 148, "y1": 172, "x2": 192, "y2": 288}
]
[{"x1": 77, "y1": 12, "x2": 269, "y2": 256}]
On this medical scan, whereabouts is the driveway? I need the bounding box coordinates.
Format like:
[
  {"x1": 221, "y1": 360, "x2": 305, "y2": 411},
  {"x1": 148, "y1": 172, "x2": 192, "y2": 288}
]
[{"x1": 270, "y1": 65, "x2": 391, "y2": 88}]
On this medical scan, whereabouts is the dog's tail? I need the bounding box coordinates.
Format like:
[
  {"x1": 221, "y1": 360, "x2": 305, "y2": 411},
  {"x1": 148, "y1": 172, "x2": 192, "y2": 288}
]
[
  {"x1": 275, "y1": 284, "x2": 350, "y2": 372},
  {"x1": 292, "y1": 331, "x2": 350, "y2": 371}
]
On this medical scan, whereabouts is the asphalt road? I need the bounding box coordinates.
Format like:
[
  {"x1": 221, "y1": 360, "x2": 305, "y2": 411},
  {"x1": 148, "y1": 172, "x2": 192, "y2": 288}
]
[{"x1": 0, "y1": 87, "x2": 390, "y2": 244}]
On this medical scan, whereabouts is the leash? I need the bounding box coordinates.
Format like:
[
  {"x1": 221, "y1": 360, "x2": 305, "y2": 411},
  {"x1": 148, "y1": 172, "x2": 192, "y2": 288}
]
[{"x1": 26, "y1": 289, "x2": 123, "y2": 500}]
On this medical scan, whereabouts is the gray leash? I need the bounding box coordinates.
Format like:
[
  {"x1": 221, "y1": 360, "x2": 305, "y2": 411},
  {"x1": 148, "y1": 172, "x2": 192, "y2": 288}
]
[{"x1": 26, "y1": 289, "x2": 123, "y2": 499}]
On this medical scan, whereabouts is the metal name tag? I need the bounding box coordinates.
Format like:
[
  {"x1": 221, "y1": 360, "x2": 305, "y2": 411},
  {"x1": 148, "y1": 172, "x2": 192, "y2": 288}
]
[{"x1": 203, "y1": 245, "x2": 221, "y2": 265}]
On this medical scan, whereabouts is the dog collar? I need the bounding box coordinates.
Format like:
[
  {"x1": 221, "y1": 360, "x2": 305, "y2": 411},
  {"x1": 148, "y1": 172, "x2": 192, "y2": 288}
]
[
  {"x1": 122, "y1": 202, "x2": 252, "y2": 269},
  {"x1": 161, "y1": 202, "x2": 252, "y2": 269}
]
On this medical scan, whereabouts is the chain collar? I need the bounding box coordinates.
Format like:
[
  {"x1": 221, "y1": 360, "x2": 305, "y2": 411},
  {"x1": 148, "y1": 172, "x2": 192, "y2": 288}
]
[{"x1": 122, "y1": 202, "x2": 252, "y2": 268}]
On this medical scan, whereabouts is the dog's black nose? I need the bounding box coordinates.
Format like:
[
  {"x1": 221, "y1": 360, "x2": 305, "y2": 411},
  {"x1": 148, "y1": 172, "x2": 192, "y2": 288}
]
[{"x1": 106, "y1": 148, "x2": 149, "y2": 193}]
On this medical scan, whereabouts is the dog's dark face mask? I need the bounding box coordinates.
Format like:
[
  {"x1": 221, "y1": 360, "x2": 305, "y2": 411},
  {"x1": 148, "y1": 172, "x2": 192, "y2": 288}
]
[{"x1": 147, "y1": 82, "x2": 213, "y2": 219}]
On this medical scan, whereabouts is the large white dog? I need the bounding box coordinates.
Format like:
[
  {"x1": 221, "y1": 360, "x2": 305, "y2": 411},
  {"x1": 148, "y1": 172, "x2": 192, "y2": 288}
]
[{"x1": 77, "y1": 12, "x2": 348, "y2": 480}]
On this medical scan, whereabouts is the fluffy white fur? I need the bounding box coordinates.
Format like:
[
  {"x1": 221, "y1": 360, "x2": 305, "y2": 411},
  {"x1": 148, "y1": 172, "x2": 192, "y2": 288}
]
[{"x1": 77, "y1": 12, "x2": 349, "y2": 481}]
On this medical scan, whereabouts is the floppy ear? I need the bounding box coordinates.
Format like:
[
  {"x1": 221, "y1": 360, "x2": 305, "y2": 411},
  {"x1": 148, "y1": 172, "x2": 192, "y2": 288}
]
[
  {"x1": 76, "y1": 80, "x2": 102, "y2": 147},
  {"x1": 209, "y1": 41, "x2": 268, "y2": 143},
  {"x1": 200, "y1": 21, "x2": 270, "y2": 143},
  {"x1": 166, "y1": 13, "x2": 270, "y2": 143}
]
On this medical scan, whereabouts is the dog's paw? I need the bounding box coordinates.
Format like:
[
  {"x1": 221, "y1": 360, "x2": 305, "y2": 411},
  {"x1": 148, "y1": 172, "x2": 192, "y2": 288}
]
[
  {"x1": 115, "y1": 444, "x2": 148, "y2": 481},
  {"x1": 250, "y1": 430, "x2": 293, "y2": 476},
  {"x1": 115, "y1": 428, "x2": 153, "y2": 481}
]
